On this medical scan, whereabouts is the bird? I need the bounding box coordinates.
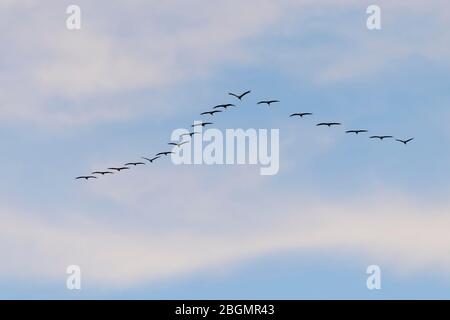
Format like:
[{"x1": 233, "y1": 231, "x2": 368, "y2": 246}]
[
  {"x1": 168, "y1": 141, "x2": 190, "y2": 147},
  {"x1": 108, "y1": 167, "x2": 130, "y2": 172},
  {"x1": 370, "y1": 135, "x2": 393, "y2": 140},
  {"x1": 229, "y1": 90, "x2": 251, "y2": 100},
  {"x1": 257, "y1": 100, "x2": 280, "y2": 106},
  {"x1": 200, "y1": 110, "x2": 222, "y2": 116},
  {"x1": 76, "y1": 176, "x2": 97, "y2": 180},
  {"x1": 91, "y1": 171, "x2": 114, "y2": 175},
  {"x1": 396, "y1": 138, "x2": 414, "y2": 145},
  {"x1": 155, "y1": 151, "x2": 174, "y2": 156},
  {"x1": 213, "y1": 104, "x2": 235, "y2": 109},
  {"x1": 142, "y1": 156, "x2": 161, "y2": 163},
  {"x1": 290, "y1": 113, "x2": 313, "y2": 118},
  {"x1": 346, "y1": 130, "x2": 368, "y2": 135},
  {"x1": 191, "y1": 122, "x2": 213, "y2": 128},
  {"x1": 317, "y1": 122, "x2": 341, "y2": 127},
  {"x1": 125, "y1": 162, "x2": 146, "y2": 166},
  {"x1": 179, "y1": 132, "x2": 199, "y2": 139}
]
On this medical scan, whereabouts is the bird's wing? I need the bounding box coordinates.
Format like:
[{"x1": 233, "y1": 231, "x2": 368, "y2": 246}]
[
  {"x1": 228, "y1": 92, "x2": 239, "y2": 98},
  {"x1": 241, "y1": 90, "x2": 251, "y2": 97}
]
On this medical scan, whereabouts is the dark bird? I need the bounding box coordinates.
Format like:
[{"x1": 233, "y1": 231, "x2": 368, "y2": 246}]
[
  {"x1": 179, "y1": 132, "x2": 199, "y2": 139},
  {"x1": 346, "y1": 130, "x2": 368, "y2": 135},
  {"x1": 125, "y1": 162, "x2": 146, "y2": 166},
  {"x1": 92, "y1": 171, "x2": 114, "y2": 175},
  {"x1": 396, "y1": 138, "x2": 414, "y2": 145},
  {"x1": 290, "y1": 113, "x2": 313, "y2": 118},
  {"x1": 108, "y1": 167, "x2": 130, "y2": 172},
  {"x1": 229, "y1": 90, "x2": 251, "y2": 100},
  {"x1": 370, "y1": 135, "x2": 393, "y2": 140},
  {"x1": 76, "y1": 176, "x2": 97, "y2": 180},
  {"x1": 213, "y1": 104, "x2": 235, "y2": 109},
  {"x1": 155, "y1": 151, "x2": 174, "y2": 156},
  {"x1": 191, "y1": 122, "x2": 213, "y2": 127},
  {"x1": 168, "y1": 141, "x2": 190, "y2": 147},
  {"x1": 200, "y1": 110, "x2": 222, "y2": 116},
  {"x1": 257, "y1": 100, "x2": 280, "y2": 106},
  {"x1": 142, "y1": 156, "x2": 161, "y2": 163},
  {"x1": 317, "y1": 122, "x2": 341, "y2": 127}
]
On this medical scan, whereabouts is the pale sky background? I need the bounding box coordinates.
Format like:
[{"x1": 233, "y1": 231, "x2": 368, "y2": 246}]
[{"x1": 1, "y1": 0, "x2": 450, "y2": 299}]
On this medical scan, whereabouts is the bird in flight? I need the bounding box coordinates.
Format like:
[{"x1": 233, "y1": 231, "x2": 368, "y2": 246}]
[
  {"x1": 92, "y1": 171, "x2": 114, "y2": 175},
  {"x1": 229, "y1": 90, "x2": 251, "y2": 100},
  {"x1": 76, "y1": 175, "x2": 97, "y2": 180},
  {"x1": 201, "y1": 110, "x2": 222, "y2": 116},
  {"x1": 142, "y1": 156, "x2": 161, "y2": 163},
  {"x1": 396, "y1": 138, "x2": 414, "y2": 145},
  {"x1": 125, "y1": 162, "x2": 146, "y2": 166},
  {"x1": 155, "y1": 151, "x2": 174, "y2": 156},
  {"x1": 257, "y1": 100, "x2": 280, "y2": 106},
  {"x1": 168, "y1": 141, "x2": 190, "y2": 147},
  {"x1": 213, "y1": 104, "x2": 235, "y2": 110},
  {"x1": 317, "y1": 122, "x2": 341, "y2": 127},
  {"x1": 370, "y1": 135, "x2": 393, "y2": 140},
  {"x1": 346, "y1": 130, "x2": 368, "y2": 135},
  {"x1": 191, "y1": 122, "x2": 213, "y2": 128},
  {"x1": 179, "y1": 132, "x2": 199, "y2": 139},
  {"x1": 108, "y1": 167, "x2": 130, "y2": 172},
  {"x1": 290, "y1": 113, "x2": 313, "y2": 118}
]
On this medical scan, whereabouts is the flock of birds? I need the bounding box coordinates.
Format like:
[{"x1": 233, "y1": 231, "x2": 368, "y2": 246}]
[{"x1": 76, "y1": 90, "x2": 414, "y2": 180}]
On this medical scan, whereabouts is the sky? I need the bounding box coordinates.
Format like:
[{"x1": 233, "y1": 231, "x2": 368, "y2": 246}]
[{"x1": 1, "y1": 0, "x2": 450, "y2": 299}]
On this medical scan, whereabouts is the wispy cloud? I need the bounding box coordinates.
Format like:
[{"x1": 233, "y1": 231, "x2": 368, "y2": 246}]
[
  {"x1": 3, "y1": 0, "x2": 449, "y2": 126},
  {"x1": 1, "y1": 166, "x2": 449, "y2": 287}
]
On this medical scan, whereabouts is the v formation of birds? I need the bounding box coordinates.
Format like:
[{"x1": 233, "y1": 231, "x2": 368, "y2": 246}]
[{"x1": 76, "y1": 90, "x2": 414, "y2": 181}]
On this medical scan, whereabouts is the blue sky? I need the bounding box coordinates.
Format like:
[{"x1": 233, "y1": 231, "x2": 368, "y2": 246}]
[{"x1": 1, "y1": 0, "x2": 450, "y2": 299}]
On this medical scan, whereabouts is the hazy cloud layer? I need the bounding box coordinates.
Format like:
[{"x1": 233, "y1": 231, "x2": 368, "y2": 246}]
[{"x1": 1, "y1": 0, "x2": 449, "y2": 126}]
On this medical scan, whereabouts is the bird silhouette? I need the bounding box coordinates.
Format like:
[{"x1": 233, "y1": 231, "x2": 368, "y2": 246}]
[
  {"x1": 257, "y1": 100, "x2": 280, "y2": 106},
  {"x1": 191, "y1": 122, "x2": 213, "y2": 127},
  {"x1": 370, "y1": 135, "x2": 393, "y2": 140},
  {"x1": 317, "y1": 122, "x2": 341, "y2": 127},
  {"x1": 108, "y1": 167, "x2": 130, "y2": 172},
  {"x1": 290, "y1": 113, "x2": 313, "y2": 118},
  {"x1": 142, "y1": 156, "x2": 161, "y2": 163},
  {"x1": 76, "y1": 176, "x2": 97, "y2": 180},
  {"x1": 346, "y1": 130, "x2": 368, "y2": 135},
  {"x1": 229, "y1": 90, "x2": 251, "y2": 100},
  {"x1": 213, "y1": 104, "x2": 235, "y2": 109},
  {"x1": 92, "y1": 171, "x2": 114, "y2": 175},
  {"x1": 201, "y1": 110, "x2": 222, "y2": 116},
  {"x1": 179, "y1": 132, "x2": 199, "y2": 139},
  {"x1": 396, "y1": 138, "x2": 414, "y2": 145},
  {"x1": 155, "y1": 151, "x2": 174, "y2": 156},
  {"x1": 125, "y1": 162, "x2": 146, "y2": 166},
  {"x1": 168, "y1": 141, "x2": 190, "y2": 147}
]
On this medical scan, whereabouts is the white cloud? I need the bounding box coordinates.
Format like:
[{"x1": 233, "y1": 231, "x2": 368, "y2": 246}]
[
  {"x1": 1, "y1": 167, "x2": 449, "y2": 287},
  {"x1": 2, "y1": 0, "x2": 449, "y2": 126}
]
